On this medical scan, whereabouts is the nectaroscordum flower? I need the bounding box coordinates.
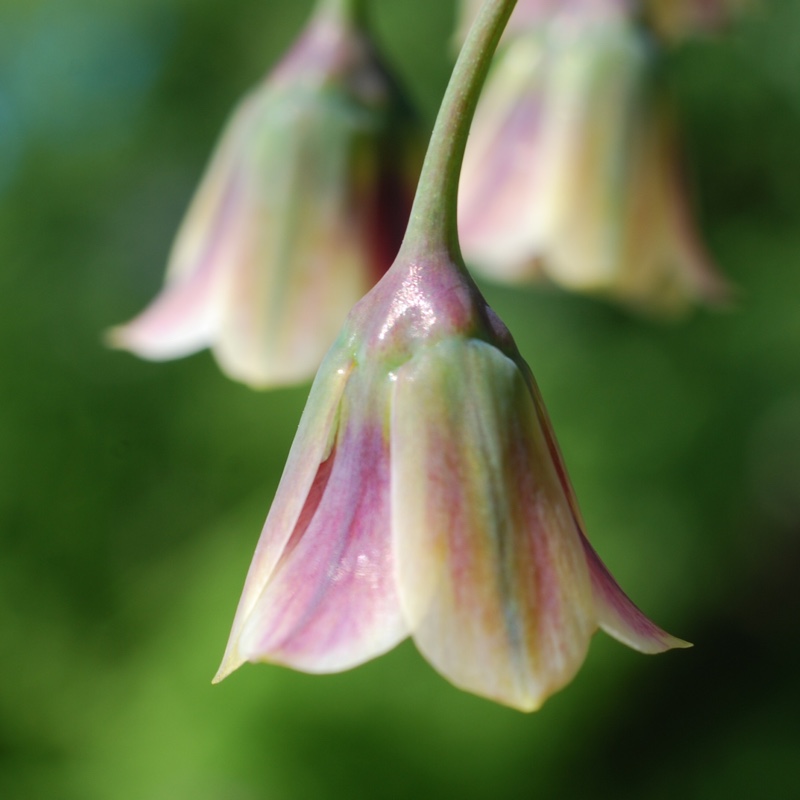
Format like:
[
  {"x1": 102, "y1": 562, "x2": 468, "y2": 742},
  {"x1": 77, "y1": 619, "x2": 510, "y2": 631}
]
[
  {"x1": 458, "y1": 2, "x2": 730, "y2": 314},
  {"x1": 213, "y1": 251, "x2": 688, "y2": 710},
  {"x1": 214, "y1": 0, "x2": 689, "y2": 712},
  {"x1": 108, "y1": 0, "x2": 419, "y2": 387}
]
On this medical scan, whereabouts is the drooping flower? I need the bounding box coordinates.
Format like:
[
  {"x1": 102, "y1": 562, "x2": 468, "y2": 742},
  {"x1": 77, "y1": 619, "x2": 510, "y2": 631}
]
[
  {"x1": 212, "y1": 237, "x2": 689, "y2": 711},
  {"x1": 457, "y1": 4, "x2": 730, "y2": 314},
  {"x1": 108, "y1": 0, "x2": 420, "y2": 387},
  {"x1": 213, "y1": 0, "x2": 689, "y2": 712}
]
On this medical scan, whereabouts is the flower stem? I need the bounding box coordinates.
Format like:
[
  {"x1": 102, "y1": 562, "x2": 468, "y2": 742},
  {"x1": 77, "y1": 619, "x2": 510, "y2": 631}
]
[{"x1": 399, "y1": 0, "x2": 517, "y2": 264}]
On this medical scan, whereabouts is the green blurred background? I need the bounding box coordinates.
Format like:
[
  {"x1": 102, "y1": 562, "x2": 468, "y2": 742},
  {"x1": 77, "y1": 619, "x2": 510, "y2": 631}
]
[{"x1": 1, "y1": 0, "x2": 799, "y2": 797}]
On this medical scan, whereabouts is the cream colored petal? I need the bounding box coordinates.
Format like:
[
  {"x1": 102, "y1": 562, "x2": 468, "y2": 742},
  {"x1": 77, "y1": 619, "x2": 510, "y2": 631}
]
[
  {"x1": 391, "y1": 338, "x2": 595, "y2": 711},
  {"x1": 212, "y1": 88, "x2": 374, "y2": 388},
  {"x1": 537, "y1": 20, "x2": 650, "y2": 290}
]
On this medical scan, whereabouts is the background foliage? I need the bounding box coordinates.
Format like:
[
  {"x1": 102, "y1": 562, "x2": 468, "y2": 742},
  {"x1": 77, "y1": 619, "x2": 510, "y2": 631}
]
[{"x1": 1, "y1": 0, "x2": 798, "y2": 797}]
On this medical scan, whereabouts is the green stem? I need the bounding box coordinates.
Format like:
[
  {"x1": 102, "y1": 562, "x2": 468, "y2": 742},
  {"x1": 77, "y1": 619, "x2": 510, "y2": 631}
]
[{"x1": 399, "y1": 0, "x2": 517, "y2": 264}]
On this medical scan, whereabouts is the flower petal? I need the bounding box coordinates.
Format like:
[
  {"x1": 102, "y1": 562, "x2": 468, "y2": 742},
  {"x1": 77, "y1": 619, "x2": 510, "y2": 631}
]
[
  {"x1": 519, "y1": 361, "x2": 692, "y2": 653},
  {"x1": 581, "y1": 537, "x2": 692, "y2": 653},
  {"x1": 105, "y1": 260, "x2": 220, "y2": 360},
  {"x1": 534, "y1": 19, "x2": 652, "y2": 291},
  {"x1": 391, "y1": 338, "x2": 596, "y2": 711},
  {"x1": 214, "y1": 355, "x2": 353, "y2": 681},
  {"x1": 213, "y1": 91, "x2": 371, "y2": 387},
  {"x1": 218, "y1": 372, "x2": 408, "y2": 678},
  {"x1": 106, "y1": 98, "x2": 255, "y2": 360}
]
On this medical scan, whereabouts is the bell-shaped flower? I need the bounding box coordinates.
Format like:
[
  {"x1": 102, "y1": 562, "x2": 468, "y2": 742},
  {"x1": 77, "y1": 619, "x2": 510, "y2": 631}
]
[
  {"x1": 458, "y1": 9, "x2": 730, "y2": 314},
  {"x1": 108, "y1": 0, "x2": 420, "y2": 387},
  {"x1": 213, "y1": 0, "x2": 689, "y2": 712},
  {"x1": 213, "y1": 246, "x2": 689, "y2": 711}
]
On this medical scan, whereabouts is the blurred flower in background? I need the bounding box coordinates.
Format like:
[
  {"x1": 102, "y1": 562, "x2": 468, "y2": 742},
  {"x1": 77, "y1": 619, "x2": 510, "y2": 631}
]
[
  {"x1": 213, "y1": 236, "x2": 687, "y2": 712},
  {"x1": 645, "y1": 0, "x2": 752, "y2": 41},
  {"x1": 457, "y1": 0, "x2": 735, "y2": 314},
  {"x1": 108, "y1": 0, "x2": 420, "y2": 388}
]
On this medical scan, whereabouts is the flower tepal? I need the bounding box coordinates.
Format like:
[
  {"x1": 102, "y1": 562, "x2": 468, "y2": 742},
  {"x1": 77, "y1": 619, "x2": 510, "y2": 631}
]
[
  {"x1": 108, "y1": 0, "x2": 419, "y2": 387},
  {"x1": 214, "y1": 249, "x2": 689, "y2": 711}
]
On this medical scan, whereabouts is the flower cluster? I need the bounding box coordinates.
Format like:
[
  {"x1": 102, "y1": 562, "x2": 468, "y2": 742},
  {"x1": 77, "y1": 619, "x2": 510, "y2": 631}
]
[{"x1": 110, "y1": 0, "x2": 702, "y2": 710}]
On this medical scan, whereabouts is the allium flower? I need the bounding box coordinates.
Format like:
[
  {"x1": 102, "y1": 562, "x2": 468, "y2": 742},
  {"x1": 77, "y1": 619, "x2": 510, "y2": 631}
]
[
  {"x1": 108, "y1": 0, "x2": 419, "y2": 387},
  {"x1": 458, "y1": 8, "x2": 730, "y2": 314},
  {"x1": 213, "y1": 249, "x2": 689, "y2": 711},
  {"x1": 214, "y1": 0, "x2": 689, "y2": 712}
]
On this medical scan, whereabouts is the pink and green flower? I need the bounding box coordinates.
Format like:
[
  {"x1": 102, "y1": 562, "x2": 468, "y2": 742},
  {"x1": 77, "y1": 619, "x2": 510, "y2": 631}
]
[
  {"x1": 214, "y1": 0, "x2": 689, "y2": 711},
  {"x1": 109, "y1": 0, "x2": 419, "y2": 387}
]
